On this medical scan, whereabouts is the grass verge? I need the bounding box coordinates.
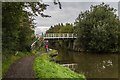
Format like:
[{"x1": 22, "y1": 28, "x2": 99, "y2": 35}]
[{"x1": 33, "y1": 50, "x2": 86, "y2": 79}]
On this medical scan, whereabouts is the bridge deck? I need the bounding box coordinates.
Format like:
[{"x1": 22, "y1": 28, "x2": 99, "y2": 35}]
[
  {"x1": 31, "y1": 33, "x2": 77, "y2": 48},
  {"x1": 44, "y1": 33, "x2": 77, "y2": 39}
]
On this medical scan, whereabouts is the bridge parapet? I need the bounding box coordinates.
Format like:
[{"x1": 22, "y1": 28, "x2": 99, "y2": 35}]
[{"x1": 44, "y1": 33, "x2": 77, "y2": 39}]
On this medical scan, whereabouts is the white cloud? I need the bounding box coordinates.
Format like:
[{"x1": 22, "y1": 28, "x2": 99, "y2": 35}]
[{"x1": 35, "y1": 27, "x2": 50, "y2": 35}]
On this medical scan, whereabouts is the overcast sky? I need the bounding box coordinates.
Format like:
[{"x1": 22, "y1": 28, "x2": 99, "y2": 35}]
[{"x1": 34, "y1": 1, "x2": 119, "y2": 35}]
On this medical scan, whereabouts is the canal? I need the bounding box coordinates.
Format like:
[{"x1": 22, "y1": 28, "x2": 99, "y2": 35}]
[{"x1": 56, "y1": 51, "x2": 119, "y2": 78}]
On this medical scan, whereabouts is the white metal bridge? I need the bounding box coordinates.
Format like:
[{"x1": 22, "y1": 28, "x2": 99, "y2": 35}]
[
  {"x1": 31, "y1": 33, "x2": 77, "y2": 48},
  {"x1": 44, "y1": 33, "x2": 77, "y2": 39}
]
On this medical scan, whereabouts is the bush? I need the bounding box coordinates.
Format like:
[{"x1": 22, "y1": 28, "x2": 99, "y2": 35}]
[{"x1": 74, "y1": 3, "x2": 120, "y2": 52}]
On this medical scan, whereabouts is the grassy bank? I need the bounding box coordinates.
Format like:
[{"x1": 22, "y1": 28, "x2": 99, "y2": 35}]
[
  {"x1": 33, "y1": 50, "x2": 86, "y2": 79},
  {"x1": 2, "y1": 51, "x2": 36, "y2": 77}
]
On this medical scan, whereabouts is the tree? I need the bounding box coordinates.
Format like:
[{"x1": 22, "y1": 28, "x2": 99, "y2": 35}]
[
  {"x1": 74, "y1": 3, "x2": 120, "y2": 52},
  {"x1": 2, "y1": 1, "x2": 62, "y2": 53},
  {"x1": 2, "y1": 2, "x2": 48, "y2": 53},
  {"x1": 59, "y1": 23, "x2": 74, "y2": 33}
]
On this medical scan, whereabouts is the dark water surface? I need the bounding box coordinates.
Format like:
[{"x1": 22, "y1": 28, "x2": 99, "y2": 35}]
[{"x1": 56, "y1": 51, "x2": 119, "y2": 78}]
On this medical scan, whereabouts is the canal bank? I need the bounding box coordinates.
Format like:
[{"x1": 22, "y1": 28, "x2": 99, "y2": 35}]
[{"x1": 33, "y1": 50, "x2": 86, "y2": 79}]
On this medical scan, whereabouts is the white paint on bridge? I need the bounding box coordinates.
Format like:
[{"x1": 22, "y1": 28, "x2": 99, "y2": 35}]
[
  {"x1": 44, "y1": 33, "x2": 77, "y2": 39},
  {"x1": 31, "y1": 33, "x2": 77, "y2": 48}
]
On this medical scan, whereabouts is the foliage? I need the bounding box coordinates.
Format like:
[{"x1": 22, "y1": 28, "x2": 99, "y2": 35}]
[
  {"x1": 74, "y1": 3, "x2": 120, "y2": 52},
  {"x1": 46, "y1": 23, "x2": 74, "y2": 50},
  {"x1": 2, "y1": 2, "x2": 48, "y2": 53},
  {"x1": 46, "y1": 23, "x2": 74, "y2": 33},
  {"x1": 2, "y1": 2, "x2": 49, "y2": 76},
  {"x1": 59, "y1": 23, "x2": 74, "y2": 33},
  {"x1": 33, "y1": 51, "x2": 85, "y2": 79}
]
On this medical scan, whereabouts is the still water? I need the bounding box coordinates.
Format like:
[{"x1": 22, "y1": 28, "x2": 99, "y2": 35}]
[{"x1": 56, "y1": 51, "x2": 119, "y2": 78}]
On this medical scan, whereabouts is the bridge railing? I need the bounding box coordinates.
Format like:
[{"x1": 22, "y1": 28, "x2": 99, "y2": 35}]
[{"x1": 44, "y1": 33, "x2": 77, "y2": 39}]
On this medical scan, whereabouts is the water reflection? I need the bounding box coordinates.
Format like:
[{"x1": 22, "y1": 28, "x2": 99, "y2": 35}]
[{"x1": 56, "y1": 51, "x2": 119, "y2": 78}]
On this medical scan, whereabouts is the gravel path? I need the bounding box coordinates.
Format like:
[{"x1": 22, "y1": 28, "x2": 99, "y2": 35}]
[{"x1": 3, "y1": 56, "x2": 36, "y2": 79}]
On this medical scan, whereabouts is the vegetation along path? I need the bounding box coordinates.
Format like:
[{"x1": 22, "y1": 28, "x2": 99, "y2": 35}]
[{"x1": 3, "y1": 56, "x2": 35, "y2": 79}]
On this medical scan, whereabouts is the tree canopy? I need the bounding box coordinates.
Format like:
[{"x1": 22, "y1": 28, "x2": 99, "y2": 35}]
[
  {"x1": 74, "y1": 3, "x2": 120, "y2": 52},
  {"x1": 46, "y1": 23, "x2": 74, "y2": 33},
  {"x1": 2, "y1": 2, "x2": 48, "y2": 53}
]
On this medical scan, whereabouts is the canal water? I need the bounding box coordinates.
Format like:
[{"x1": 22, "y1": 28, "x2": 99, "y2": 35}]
[{"x1": 56, "y1": 51, "x2": 119, "y2": 78}]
